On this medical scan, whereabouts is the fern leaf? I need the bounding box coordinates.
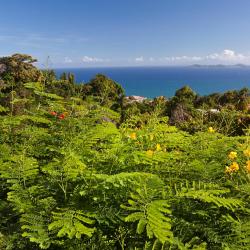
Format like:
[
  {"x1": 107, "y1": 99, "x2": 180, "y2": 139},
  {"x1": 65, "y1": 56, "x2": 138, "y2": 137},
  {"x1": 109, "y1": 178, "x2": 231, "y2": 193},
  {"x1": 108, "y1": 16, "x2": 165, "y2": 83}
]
[
  {"x1": 48, "y1": 209, "x2": 95, "y2": 239},
  {"x1": 21, "y1": 213, "x2": 51, "y2": 249}
]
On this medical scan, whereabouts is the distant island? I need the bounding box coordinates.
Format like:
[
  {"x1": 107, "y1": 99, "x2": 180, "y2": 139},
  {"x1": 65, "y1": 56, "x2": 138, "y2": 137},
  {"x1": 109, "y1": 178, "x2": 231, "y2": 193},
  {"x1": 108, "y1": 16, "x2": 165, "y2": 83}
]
[{"x1": 190, "y1": 64, "x2": 250, "y2": 68}]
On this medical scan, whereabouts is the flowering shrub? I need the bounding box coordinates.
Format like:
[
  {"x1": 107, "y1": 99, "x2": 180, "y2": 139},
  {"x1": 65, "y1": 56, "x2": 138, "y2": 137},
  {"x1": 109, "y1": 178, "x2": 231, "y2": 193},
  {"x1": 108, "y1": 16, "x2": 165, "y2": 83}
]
[
  {"x1": 0, "y1": 86, "x2": 249, "y2": 250},
  {"x1": 244, "y1": 148, "x2": 250, "y2": 157},
  {"x1": 50, "y1": 111, "x2": 57, "y2": 116},
  {"x1": 228, "y1": 151, "x2": 237, "y2": 159},
  {"x1": 208, "y1": 126, "x2": 215, "y2": 133},
  {"x1": 129, "y1": 132, "x2": 137, "y2": 140},
  {"x1": 225, "y1": 161, "x2": 239, "y2": 173},
  {"x1": 58, "y1": 113, "x2": 65, "y2": 120}
]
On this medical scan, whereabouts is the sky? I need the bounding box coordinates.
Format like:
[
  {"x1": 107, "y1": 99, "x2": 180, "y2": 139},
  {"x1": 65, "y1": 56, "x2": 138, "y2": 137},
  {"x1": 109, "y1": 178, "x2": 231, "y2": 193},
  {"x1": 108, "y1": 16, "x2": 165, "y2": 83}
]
[{"x1": 1, "y1": 0, "x2": 250, "y2": 67}]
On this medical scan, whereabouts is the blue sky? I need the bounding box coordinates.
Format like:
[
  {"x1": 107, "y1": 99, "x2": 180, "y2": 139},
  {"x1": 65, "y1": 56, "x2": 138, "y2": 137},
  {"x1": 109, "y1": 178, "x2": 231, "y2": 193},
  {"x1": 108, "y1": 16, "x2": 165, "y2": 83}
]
[{"x1": 1, "y1": 0, "x2": 250, "y2": 67}]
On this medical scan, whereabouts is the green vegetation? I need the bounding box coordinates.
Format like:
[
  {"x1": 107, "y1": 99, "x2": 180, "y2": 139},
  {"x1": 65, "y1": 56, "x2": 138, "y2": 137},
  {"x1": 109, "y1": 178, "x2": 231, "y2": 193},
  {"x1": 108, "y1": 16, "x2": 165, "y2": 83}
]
[{"x1": 0, "y1": 54, "x2": 250, "y2": 250}]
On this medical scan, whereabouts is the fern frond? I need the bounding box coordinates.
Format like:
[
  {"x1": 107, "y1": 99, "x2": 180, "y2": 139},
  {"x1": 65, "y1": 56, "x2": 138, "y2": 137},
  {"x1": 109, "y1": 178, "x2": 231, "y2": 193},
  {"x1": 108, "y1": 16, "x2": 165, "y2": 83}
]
[
  {"x1": 48, "y1": 209, "x2": 95, "y2": 239},
  {"x1": 0, "y1": 105, "x2": 9, "y2": 112},
  {"x1": 24, "y1": 82, "x2": 44, "y2": 91},
  {"x1": 34, "y1": 91, "x2": 63, "y2": 100},
  {"x1": 175, "y1": 181, "x2": 244, "y2": 211},
  {"x1": 21, "y1": 213, "x2": 51, "y2": 249},
  {"x1": 0, "y1": 155, "x2": 38, "y2": 184},
  {"x1": 122, "y1": 183, "x2": 173, "y2": 244}
]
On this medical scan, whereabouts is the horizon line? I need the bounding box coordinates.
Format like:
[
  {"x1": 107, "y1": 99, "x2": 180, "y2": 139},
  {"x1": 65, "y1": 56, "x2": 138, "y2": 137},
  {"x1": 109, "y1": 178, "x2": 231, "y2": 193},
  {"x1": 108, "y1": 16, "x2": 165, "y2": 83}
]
[{"x1": 39, "y1": 63, "x2": 250, "y2": 70}]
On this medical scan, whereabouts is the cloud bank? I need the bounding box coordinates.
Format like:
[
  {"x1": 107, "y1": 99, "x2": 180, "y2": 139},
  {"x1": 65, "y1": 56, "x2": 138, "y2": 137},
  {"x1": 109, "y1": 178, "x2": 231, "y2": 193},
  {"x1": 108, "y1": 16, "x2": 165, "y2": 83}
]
[
  {"x1": 205, "y1": 49, "x2": 246, "y2": 61},
  {"x1": 82, "y1": 56, "x2": 110, "y2": 63},
  {"x1": 135, "y1": 56, "x2": 144, "y2": 62},
  {"x1": 28, "y1": 49, "x2": 250, "y2": 67},
  {"x1": 136, "y1": 49, "x2": 250, "y2": 65}
]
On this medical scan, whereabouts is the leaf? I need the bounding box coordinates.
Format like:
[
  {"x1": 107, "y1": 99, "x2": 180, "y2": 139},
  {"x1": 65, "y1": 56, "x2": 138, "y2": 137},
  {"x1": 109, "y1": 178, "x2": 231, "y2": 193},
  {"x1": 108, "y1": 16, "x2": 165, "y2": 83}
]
[
  {"x1": 34, "y1": 90, "x2": 63, "y2": 100},
  {"x1": 48, "y1": 209, "x2": 95, "y2": 239}
]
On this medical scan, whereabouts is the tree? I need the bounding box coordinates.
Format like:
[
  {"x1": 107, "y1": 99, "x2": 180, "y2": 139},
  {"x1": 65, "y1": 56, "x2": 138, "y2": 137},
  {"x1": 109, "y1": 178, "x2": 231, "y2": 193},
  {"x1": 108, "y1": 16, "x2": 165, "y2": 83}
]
[
  {"x1": 42, "y1": 69, "x2": 57, "y2": 85},
  {"x1": 68, "y1": 73, "x2": 75, "y2": 85},
  {"x1": 0, "y1": 54, "x2": 43, "y2": 113},
  {"x1": 60, "y1": 72, "x2": 67, "y2": 81},
  {"x1": 175, "y1": 85, "x2": 197, "y2": 103},
  {"x1": 168, "y1": 86, "x2": 197, "y2": 125},
  {"x1": 237, "y1": 88, "x2": 250, "y2": 111},
  {"x1": 0, "y1": 54, "x2": 42, "y2": 87},
  {"x1": 82, "y1": 74, "x2": 125, "y2": 107}
]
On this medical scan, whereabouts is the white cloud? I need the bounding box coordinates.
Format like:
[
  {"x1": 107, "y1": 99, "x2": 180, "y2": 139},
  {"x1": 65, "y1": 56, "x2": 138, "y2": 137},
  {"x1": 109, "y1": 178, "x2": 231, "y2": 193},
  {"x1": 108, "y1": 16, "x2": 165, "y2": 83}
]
[
  {"x1": 206, "y1": 49, "x2": 246, "y2": 61},
  {"x1": 82, "y1": 56, "x2": 104, "y2": 63},
  {"x1": 162, "y1": 55, "x2": 202, "y2": 62},
  {"x1": 64, "y1": 57, "x2": 72, "y2": 63},
  {"x1": 223, "y1": 49, "x2": 235, "y2": 57},
  {"x1": 143, "y1": 49, "x2": 249, "y2": 65},
  {"x1": 135, "y1": 56, "x2": 144, "y2": 62},
  {"x1": 191, "y1": 56, "x2": 203, "y2": 61},
  {"x1": 206, "y1": 53, "x2": 219, "y2": 60}
]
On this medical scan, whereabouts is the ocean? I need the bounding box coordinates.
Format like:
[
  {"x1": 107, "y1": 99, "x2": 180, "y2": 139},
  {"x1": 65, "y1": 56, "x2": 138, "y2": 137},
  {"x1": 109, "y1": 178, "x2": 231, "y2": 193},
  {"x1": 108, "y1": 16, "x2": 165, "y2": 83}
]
[{"x1": 55, "y1": 66, "x2": 250, "y2": 98}]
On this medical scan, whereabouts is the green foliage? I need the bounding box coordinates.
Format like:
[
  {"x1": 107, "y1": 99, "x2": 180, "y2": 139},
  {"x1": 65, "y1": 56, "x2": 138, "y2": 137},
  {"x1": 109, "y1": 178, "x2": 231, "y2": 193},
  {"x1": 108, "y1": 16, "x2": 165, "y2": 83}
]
[
  {"x1": 21, "y1": 213, "x2": 52, "y2": 249},
  {"x1": 82, "y1": 74, "x2": 124, "y2": 109},
  {"x1": 0, "y1": 54, "x2": 42, "y2": 85},
  {"x1": 0, "y1": 54, "x2": 250, "y2": 249},
  {"x1": 123, "y1": 196, "x2": 173, "y2": 244},
  {"x1": 48, "y1": 209, "x2": 95, "y2": 238}
]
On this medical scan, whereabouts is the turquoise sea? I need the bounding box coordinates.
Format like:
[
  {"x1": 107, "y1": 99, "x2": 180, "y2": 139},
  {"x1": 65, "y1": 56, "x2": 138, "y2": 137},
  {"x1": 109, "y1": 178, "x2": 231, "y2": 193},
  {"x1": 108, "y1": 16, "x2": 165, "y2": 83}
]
[{"x1": 55, "y1": 66, "x2": 250, "y2": 98}]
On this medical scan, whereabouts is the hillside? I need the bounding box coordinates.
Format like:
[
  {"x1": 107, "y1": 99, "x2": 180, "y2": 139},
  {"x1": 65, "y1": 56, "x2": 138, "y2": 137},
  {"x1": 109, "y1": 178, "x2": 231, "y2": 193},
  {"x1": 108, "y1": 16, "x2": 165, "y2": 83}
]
[{"x1": 0, "y1": 54, "x2": 250, "y2": 250}]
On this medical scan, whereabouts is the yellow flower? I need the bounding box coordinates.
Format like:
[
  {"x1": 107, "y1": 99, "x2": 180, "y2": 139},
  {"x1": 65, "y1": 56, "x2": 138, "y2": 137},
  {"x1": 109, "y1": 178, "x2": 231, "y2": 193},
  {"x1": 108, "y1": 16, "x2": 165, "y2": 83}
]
[
  {"x1": 129, "y1": 132, "x2": 137, "y2": 140},
  {"x1": 225, "y1": 166, "x2": 232, "y2": 174},
  {"x1": 146, "y1": 150, "x2": 154, "y2": 157},
  {"x1": 156, "y1": 143, "x2": 161, "y2": 151},
  {"x1": 208, "y1": 127, "x2": 215, "y2": 133},
  {"x1": 230, "y1": 162, "x2": 239, "y2": 172},
  {"x1": 149, "y1": 134, "x2": 154, "y2": 141},
  {"x1": 246, "y1": 160, "x2": 250, "y2": 173},
  {"x1": 225, "y1": 162, "x2": 240, "y2": 174},
  {"x1": 228, "y1": 151, "x2": 237, "y2": 160},
  {"x1": 243, "y1": 149, "x2": 250, "y2": 158}
]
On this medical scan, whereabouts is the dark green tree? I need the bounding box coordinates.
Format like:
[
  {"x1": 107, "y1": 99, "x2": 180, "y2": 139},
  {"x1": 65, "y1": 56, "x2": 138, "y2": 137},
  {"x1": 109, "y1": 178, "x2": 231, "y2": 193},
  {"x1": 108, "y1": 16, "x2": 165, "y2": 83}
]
[
  {"x1": 168, "y1": 86, "x2": 197, "y2": 125},
  {"x1": 60, "y1": 72, "x2": 67, "y2": 81},
  {"x1": 0, "y1": 54, "x2": 42, "y2": 87},
  {"x1": 0, "y1": 54, "x2": 42, "y2": 113},
  {"x1": 82, "y1": 74, "x2": 125, "y2": 108},
  {"x1": 175, "y1": 85, "x2": 197, "y2": 103},
  {"x1": 68, "y1": 72, "x2": 75, "y2": 85}
]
